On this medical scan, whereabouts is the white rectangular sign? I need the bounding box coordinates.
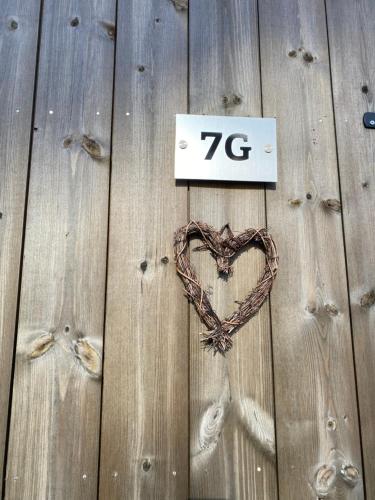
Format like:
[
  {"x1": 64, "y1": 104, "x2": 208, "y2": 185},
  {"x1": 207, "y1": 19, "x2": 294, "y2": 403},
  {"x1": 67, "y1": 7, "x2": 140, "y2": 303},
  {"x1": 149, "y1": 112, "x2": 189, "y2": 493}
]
[{"x1": 175, "y1": 114, "x2": 277, "y2": 182}]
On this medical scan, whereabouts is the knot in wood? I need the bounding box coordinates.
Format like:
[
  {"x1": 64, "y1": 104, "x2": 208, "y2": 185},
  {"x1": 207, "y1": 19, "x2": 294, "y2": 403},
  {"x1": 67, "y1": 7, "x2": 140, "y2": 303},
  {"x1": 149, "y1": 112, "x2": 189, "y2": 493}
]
[
  {"x1": 28, "y1": 332, "x2": 55, "y2": 359},
  {"x1": 322, "y1": 198, "x2": 341, "y2": 212},
  {"x1": 74, "y1": 339, "x2": 101, "y2": 378},
  {"x1": 140, "y1": 260, "x2": 148, "y2": 272},
  {"x1": 9, "y1": 19, "x2": 18, "y2": 30},
  {"x1": 81, "y1": 135, "x2": 104, "y2": 160},
  {"x1": 142, "y1": 459, "x2": 152, "y2": 472},
  {"x1": 360, "y1": 290, "x2": 375, "y2": 308},
  {"x1": 289, "y1": 198, "x2": 302, "y2": 206},
  {"x1": 325, "y1": 303, "x2": 339, "y2": 316},
  {"x1": 314, "y1": 464, "x2": 337, "y2": 496},
  {"x1": 222, "y1": 93, "x2": 242, "y2": 108},
  {"x1": 170, "y1": 0, "x2": 188, "y2": 11},
  {"x1": 303, "y1": 51, "x2": 314, "y2": 63},
  {"x1": 340, "y1": 464, "x2": 360, "y2": 486}
]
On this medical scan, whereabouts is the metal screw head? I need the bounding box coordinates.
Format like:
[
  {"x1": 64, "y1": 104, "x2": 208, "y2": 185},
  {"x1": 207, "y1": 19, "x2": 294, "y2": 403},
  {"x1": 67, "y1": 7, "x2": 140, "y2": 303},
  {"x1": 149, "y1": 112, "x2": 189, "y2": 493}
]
[
  {"x1": 264, "y1": 144, "x2": 273, "y2": 153},
  {"x1": 179, "y1": 140, "x2": 188, "y2": 149}
]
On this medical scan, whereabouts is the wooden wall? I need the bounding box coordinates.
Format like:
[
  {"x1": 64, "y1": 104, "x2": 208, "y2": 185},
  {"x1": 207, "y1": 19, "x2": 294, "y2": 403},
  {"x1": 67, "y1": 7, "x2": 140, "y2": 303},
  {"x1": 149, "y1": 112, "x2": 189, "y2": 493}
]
[{"x1": 0, "y1": 0, "x2": 373, "y2": 499}]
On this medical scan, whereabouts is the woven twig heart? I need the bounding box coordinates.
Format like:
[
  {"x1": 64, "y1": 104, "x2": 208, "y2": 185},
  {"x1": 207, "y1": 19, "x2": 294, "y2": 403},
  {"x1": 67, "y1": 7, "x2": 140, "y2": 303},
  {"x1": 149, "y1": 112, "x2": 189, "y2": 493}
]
[{"x1": 174, "y1": 221, "x2": 278, "y2": 354}]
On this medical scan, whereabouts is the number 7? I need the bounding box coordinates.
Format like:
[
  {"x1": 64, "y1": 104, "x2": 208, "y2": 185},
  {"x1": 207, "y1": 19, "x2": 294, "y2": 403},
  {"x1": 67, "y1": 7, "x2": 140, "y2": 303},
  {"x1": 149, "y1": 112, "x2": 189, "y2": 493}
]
[{"x1": 201, "y1": 132, "x2": 222, "y2": 160}]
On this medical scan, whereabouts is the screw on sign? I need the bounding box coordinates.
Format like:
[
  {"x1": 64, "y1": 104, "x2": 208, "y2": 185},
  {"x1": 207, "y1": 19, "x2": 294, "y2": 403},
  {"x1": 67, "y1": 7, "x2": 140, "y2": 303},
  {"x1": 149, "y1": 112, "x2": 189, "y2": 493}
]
[{"x1": 175, "y1": 114, "x2": 277, "y2": 183}]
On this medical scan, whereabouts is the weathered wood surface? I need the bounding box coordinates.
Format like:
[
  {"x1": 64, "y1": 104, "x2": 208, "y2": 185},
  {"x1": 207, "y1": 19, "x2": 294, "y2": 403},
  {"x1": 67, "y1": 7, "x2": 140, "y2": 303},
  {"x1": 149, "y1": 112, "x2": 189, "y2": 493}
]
[
  {"x1": 1, "y1": 1, "x2": 374, "y2": 499},
  {"x1": 98, "y1": 1, "x2": 188, "y2": 499},
  {"x1": 326, "y1": 0, "x2": 374, "y2": 497},
  {"x1": 0, "y1": 0, "x2": 41, "y2": 486},
  {"x1": 4, "y1": 0, "x2": 115, "y2": 497},
  {"x1": 259, "y1": 0, "x2": 364, "y2": 498},
  {"x1": 189, "y1": 1, "x2": 277, "y2": 498}
]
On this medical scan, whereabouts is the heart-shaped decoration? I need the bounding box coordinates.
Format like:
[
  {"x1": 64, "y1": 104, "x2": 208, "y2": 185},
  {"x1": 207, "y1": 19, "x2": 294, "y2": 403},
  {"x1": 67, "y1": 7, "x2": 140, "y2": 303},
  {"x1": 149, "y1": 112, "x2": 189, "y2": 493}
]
[{"x1": 174, "y1": 221, "x2": 278, "y2": 354}]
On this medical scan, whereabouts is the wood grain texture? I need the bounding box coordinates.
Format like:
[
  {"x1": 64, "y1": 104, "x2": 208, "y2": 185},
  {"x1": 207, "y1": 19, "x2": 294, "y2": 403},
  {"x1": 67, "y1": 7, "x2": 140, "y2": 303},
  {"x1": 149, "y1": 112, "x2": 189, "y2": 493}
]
[
  {"x1": 326, "y1": 0, "x2": 375, "y2": 496},
  {"x1": 189, "y1": 1, "x2": 277, "y2": 498},
  {"x1": 0, "y1": 0, "x2": 41, "y2": 485},
  {"x1": 4, "y1": 0, "x2": 115, "y2": 497},
  {"x1": 259, "y1": 0, "x2": 364, "y2": 498},
  {"x1": 98, "y1": 1, "x2": 188, "y2": 499}
]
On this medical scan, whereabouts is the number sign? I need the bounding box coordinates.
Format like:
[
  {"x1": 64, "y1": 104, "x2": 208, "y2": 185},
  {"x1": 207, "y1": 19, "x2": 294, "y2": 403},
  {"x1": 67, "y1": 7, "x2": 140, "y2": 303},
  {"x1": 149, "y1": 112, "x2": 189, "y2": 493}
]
[{"x1": 175, "y1": 114, "x2": 277, "y2": 183}]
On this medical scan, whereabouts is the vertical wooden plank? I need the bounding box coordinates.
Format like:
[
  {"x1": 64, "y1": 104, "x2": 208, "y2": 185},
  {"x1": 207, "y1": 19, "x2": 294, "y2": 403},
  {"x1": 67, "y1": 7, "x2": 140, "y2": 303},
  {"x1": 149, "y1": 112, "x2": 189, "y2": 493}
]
[
  {"x1": 259, "y1": 0, "x2": 364, "y2": 498},
  {"x1": 326, "y1": 0, "x2": 374, "y2": 496},
  {"x1": 4, "y1": 0, "x2": 115, "y2": 497},
  {"x1": 99, "y1": 1, "x2": 188, "y2": 499},
  {"x1": 0, "y1": 0, "x2": 41, "y2": 485},
  {"x1": 189, "y1": 1, "x2": 277, "y2": 499}
]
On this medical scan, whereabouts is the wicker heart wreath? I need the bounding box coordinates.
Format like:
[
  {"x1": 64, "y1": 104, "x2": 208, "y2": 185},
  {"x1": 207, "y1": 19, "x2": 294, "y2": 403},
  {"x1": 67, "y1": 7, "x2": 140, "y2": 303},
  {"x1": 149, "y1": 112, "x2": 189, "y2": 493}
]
[{"x1": 174, "y1": 221, "x2": 278, "y2": 354}]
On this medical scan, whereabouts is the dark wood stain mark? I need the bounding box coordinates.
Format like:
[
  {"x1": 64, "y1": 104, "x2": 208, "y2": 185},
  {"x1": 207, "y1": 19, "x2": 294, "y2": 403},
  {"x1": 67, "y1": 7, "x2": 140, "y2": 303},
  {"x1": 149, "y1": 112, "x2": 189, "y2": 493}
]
[
  {"x1": 322, "y1": 198, "x2": 341, "y2": 212},
  {"x1": 81, "y1": 135, "x2": 104, "y2": 160},
  {"x1": 142, "y1": 459, "x2": 151, "y2": 472},
  {"x1": 140, "y1": 260, "x2": 147, "y2": 272},
  {"x1": 99, "y1": 21, "x2": 115, "y2": 40},
  {"x1": 303, "y1": 51, "x2": 314, "y2": 63},
  {"x1": 222, "y1": 93, "x2": 242, "y2": 108},
  {"x1": 360, "y1": 290, "x2": 375, "y2": 308},
  {"x1": 63, "y1": 135, "x2": 73, "y2": 148},
  {"x1": 64, "y1": 134, "x2": 106, "y2": 160},
  {"x1": 8, "y1": 19, "x2": 18, "y2": 31}
]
